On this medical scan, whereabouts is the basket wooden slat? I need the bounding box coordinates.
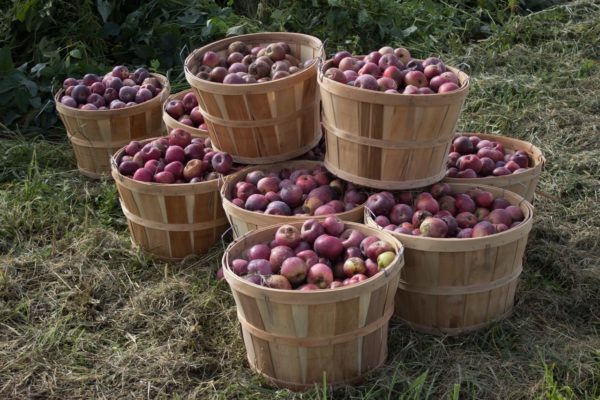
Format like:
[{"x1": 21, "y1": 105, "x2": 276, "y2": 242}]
[
  {"x1": 184, "y1": 32, "x2": 323, "y2": 164},
  {"x1": 443, "y1": 132, "x2": 545, "y2": 202},
  {"x1": 110, "y1": 138, "x2": 228, "y2": 260},
  {"x1": 162, "y1": 88, "x2": 209, "y2": 138},
  {"x1": 220, "y1": 160, "x2": 366, "y2": 239},
  {"x1": 319, "y1": 60, "x2": 469, "y2": 189},
  {"x1": 364, "y1": 183, "x2": 534, "y2": 335},
  {"x1": 55, "y1": 73, "x2": 170, "y2": 178},
  {"x1": 223, "y1": 221, "x2": 404, "y2": 390}
]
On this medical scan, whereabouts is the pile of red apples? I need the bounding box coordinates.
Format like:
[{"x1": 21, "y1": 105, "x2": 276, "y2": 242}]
[
  {"x1": 367, "y1": 183, "x2": 525, "y2": 238},
  {"x1": 194, "y1": 40, "x2": 313, "y2": 84},
  {"x1": 230, "y1": 165, "x2": 367, "y2": 216},
  {"x1": 322, "y1": 46, "x2": 461, "y2": 94},
  {"x1": 117, "y1": 129, "x2": 237, "y2": 183},
  {"x1": 59, "y1": 66, "x2": 163, "y2": 110},
  {"x1": 165, "y1": 91, "x2": 207, "y2": 130},
  {"x1": 224, "y1": 217, "x2": 398, "y2": 290},
  {"x1": 446, "y1": 134, "x2": 532, "y2": 178}
]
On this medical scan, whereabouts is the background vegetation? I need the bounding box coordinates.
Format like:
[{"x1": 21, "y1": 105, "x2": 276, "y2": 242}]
[{"x1": 1, "y1": 0, "x2": 599, "y2": 399}]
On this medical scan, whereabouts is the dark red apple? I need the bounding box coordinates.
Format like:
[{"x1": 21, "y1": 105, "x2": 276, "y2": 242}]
[
  {"x1": 231, "y1": 259, "x2": 249, "y2": 276},
  {"x1": 163, "y1": 161, "x2": 184, "y2": 180},
  {"x1": 248, "y1": 244, "x2": 271, "y2": 261},
  {"x1": 314, "y1": 234, "x2": 344, "y2": 260},
  {"x1": 354, "y1": 74, "x2": 379, "y2": 90},
  {"x1": 487, "y1": 209, "x2": 512, "y2": 226},
  {"x1": 247, "y1": 259, "x2": 273, "y2": 276},
  {"x1": 211, "y1": 152, "x2": 233, "y2": 174},
  {"x1": 296, "y1": 250, "x2": 319, "y2": 268},
  {"x1": 456, "y1": 228, "x2": 473, "y2": 238},
  {"x1": 245, "y1": 194, "x2": 269, "y2": 211},
  {"x1": 456, "y1": 212, "x2": 478, "y2": 229},
  {"x1": 269, "y1": 245, "x2": 294, "y2": 273}
]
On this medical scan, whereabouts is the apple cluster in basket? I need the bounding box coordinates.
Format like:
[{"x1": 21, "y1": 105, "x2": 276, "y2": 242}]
[
  {"x1": 192, "y1": 40, "x2": 313, "y2": 84},
  {"x1": 230, "y1": 165, "x2": 367, "y2": 216},
  {"x1": 59, "y1": 66, "x2": 163, "y2": 110},
  {"x1": 447, "y1": 134, "x2": 532, "y2": 178},
  {"x1": 224, "y1": 217, "x2": 398, "y2": 290},
  {"x1": 368, "y1": 183, "x2": 525, "y2": 238},
  {"x1": 164, "y1": 91, "x2": 206, "y2": 130},
  {"x1": 322, "y1": 46, "x2": 461, "y2": 94},
  {"x1": 117, "y1": 129, "x2": 240, "y2": 183}
]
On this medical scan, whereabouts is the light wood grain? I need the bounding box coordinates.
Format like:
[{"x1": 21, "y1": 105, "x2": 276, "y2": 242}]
[
  {"x1": 222, "y1": 221, "x2": 404, "y2": 391},
  {"x1": 443, "y1": 132, "x2": 545, "y2": 202},
  {"x1": 220, "y1": 161, "x2": 366, "y2": 238},
  {"x1": 184, "y1": 33, "x2": 323, "y2": 164},
  {"x1": 55, "y1": 74, "x2": 170, "y2": 178},
  {"x1": 318, "y1": 60, "x2": 469, "y2": 189},
  {"x1": 364, "y1": 183, "x2": 534, "y2": 335},
  {"x1": 162, "y1": 89, "x2": 209, "y2": 137},
  {"x1": 110, "y1": 138, "x2": 229, "y2": 260}
]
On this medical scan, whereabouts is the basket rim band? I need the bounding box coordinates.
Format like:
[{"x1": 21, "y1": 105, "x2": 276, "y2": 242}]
[{"x1": 236, "y1": 304, "x2": 394, "y2": 347}]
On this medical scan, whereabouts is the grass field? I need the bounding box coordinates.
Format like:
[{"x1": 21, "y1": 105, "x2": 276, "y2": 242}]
[{"x1": 1, "y1": 1, "x2": 599, "y2": 398}]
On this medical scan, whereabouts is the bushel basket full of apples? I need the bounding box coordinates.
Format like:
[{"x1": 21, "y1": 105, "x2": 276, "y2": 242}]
[
  {"x1": 55, "y1": 65, "x2": 170, "y2": 178},
  {"x1": 220, "y1": 160, "x2": 368, "y2": 238},
  {"x1": 444, "y1": 133, "x2": 545, "y2": 202},
  {"x1": 221, "y1": 219, "x2": 403, "y2": 390},
  {"x1": 163, "y1": 89, "x2": 209, "y2": 137},
  {"x1": 183, "y1": 32, "x2": 323, "y2": 164},
  {"x1": 318, "y1": 46, "x2": 470, "y2": 190},
  {"x1": 110, "y1": 129, "x2": 240, "y2": 260},
  {"x1": 363, "y1": 182, "x2": 534, "y2": 335}
]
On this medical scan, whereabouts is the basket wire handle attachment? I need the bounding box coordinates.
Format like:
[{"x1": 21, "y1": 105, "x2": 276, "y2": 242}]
[{"x1": 316, "y1": 39, "x2": 328, "y2": 83}]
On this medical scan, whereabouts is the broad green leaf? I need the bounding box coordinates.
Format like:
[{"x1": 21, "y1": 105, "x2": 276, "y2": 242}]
[
  {"x1": 0, "y1": 47, "x2": 14, "y2": 74},
  {"x1": 226, "y1": 25, "x2": 245, "y2": 37},
  {"x1": 30, "y1": 63, "x2": 47, "y2": 77},
  {"x1": 29, "y1": 96, "x2": 42, "y2": 108},
  {"x1": 102, "y1": 22, "x2": 120, "y2": 37},
  {"x1": 69, "y1": 49, "x2": 82, "y2": 59},
  {"x1": 178, "y1": 10, "x2": 201, "y2": 24},
  {"x1": 401, "y1": 25, "x2": 418, "y2": 38},
  {"x1": 96, "y1": 0, "x2": 112, "y2": 22},
  {"x1": 15, "y1": 0, "x2": 36, "y2": 23}
]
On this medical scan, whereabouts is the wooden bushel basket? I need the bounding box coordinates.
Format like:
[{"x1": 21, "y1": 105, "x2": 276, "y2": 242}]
[
  {"x1": 184, "y1": 32, "x2": 323, "y2": 164},
  {"x1": 443, "y1": 132, "x2": 545, "y2": 202},
  {"x1": 162, "y1": 88, "x2": 209, "y2": 137},
  {"x1": 220, "y1": 160, "x2": 366, "y2": 239},
  {"x1": 364, "y1": 183, "x2": 534, "y2": 335},
  {"x1": 55, "y1": 73, "x2": 170, "y2": 179},
  {"x1": 319, "y1": 60, "x2": 469, "y2": 189},
  {"x1": 222, "y1": 221, "x2": 404, "y2": 391},
  {"x1": 110, "y1": 138, "x2": 229, "y2": 261}
]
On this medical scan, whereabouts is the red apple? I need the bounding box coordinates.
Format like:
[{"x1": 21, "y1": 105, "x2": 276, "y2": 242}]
[
  {"x1": 280, "y1": 257, "x2": 308, "y2": 286},
  {"x1": 306, "y1": 263, "x2": 334, "y2": 289},
  {"x1": 314, "y1": 234, "x2": 344, "y2": 260},
  {"x1": 247, "y1": 244, "x2": 271, "y2": 261},
  {"x1": 269, "y1": 245, "x2": 295, "y2": 273}
]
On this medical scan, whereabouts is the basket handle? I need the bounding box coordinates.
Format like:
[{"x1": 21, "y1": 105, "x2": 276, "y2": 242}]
[
  {"x1": 221, "y1": 227, "x2": 233, "y2": 252},
  {"x1": 316, "y1": 39, "x2": 328, "y2": 83}
]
